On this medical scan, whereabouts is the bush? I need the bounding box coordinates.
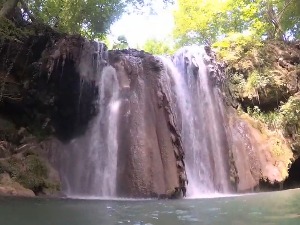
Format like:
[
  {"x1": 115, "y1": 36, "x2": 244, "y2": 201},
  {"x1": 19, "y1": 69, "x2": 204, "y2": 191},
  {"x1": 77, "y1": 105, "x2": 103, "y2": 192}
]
[
  {"x1": 16, "y1": 155, "x2": 48, "y2": 191},
  {"x1": 213, "y1": 32, "x2": 262, "y2": 63},
  {"x1": 279, "y1": 95, "x2": 300, "y2": 152},
  {"x1": 247, "y1": 106, "x2": 281, "y2": 130},
  {"x1": 0, "y1": 155, "x2": 49, "y2": 193}
]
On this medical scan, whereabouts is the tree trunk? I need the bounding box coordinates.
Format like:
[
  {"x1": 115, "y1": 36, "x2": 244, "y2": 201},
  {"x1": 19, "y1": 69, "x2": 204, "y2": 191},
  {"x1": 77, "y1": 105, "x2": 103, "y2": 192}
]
[{"x1": 0, "y1": 0, "x2": 20, "y2": 18}]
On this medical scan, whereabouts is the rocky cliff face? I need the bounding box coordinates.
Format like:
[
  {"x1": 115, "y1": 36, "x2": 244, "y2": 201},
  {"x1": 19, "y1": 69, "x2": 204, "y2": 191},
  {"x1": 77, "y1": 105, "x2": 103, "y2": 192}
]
[
  {"x1": 221, "y1": 40, "x2": 300, "y2": 192},
  {"x1": 0, "y1": 20, "x2": 100, "y2": 196},
  {"x1": 108, "y1": 50, "x2": 185, "y2": 197},
  {"x1": 224, "y1": 109, "x2": 292, "y2": 192},
  {"x1": 0, "y1": 19, "x2": 186, "y2": 198},
  {"x1": 1, "y1": 17, "x2": 300, "y2": 197},
  {"x1": 47, "y1": 48, "x2": 187, "y2": 198}
]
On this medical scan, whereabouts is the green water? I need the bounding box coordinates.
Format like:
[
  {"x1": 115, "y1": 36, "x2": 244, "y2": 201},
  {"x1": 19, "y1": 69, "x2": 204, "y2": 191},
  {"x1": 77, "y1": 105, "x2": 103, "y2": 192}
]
[{"x1": 1, "y1": 189, "x2": 300, "y2": 225}]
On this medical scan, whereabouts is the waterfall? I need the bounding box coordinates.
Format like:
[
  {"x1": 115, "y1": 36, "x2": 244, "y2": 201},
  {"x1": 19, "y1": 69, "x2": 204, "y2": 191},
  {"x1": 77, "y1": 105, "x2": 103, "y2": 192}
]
[
  {"x1": 57, "y1": 63, "x2": 120, "y2": 198},
  {"x1": 51, "y1": 43, "x2": 232, "y2": 198},
  {"x1": 159, "y1": 46, "x2": 231, "y2": 197},
  {"x1": 85, "y1": 66, "x2": 120, "y2": 197}
]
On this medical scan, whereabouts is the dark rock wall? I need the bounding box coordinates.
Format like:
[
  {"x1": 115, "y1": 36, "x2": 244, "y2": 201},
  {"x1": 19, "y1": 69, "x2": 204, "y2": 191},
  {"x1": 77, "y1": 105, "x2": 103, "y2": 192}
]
[
  {"x1": 0, "y1": 27, "x2": 102, "y2": 195},
  {"x1": 0, "y1": 30, "x2": 99, "y2": 142}
]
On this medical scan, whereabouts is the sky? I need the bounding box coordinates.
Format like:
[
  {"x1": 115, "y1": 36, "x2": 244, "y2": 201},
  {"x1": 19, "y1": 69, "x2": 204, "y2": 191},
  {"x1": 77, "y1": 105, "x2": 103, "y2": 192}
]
[{"x1": 109, "y1": 1, "x2": 176, "y2": 48}]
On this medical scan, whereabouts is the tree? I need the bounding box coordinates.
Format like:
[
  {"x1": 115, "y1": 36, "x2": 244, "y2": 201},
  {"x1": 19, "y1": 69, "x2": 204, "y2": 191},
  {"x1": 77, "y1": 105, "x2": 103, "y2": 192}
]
[
  {"x1": 112, "y1": 35, "x2": 129, "y2": 49},
  {"x1": 0, "y1": 0, "x2": 174, "y2": 38},
  {"x1": 173, "y1": 0, "x2": 300, "y2": 45},
  {"x1": 143, "y1": 39, "x2": 175, "y2": 55},
  {"x1": 265, "y1": 0, "x2": 300, "y2": 40}
]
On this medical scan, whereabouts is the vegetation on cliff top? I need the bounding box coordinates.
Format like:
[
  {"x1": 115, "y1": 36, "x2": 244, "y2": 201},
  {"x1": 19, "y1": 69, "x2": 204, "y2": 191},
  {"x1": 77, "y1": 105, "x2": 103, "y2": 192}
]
[{"x1": 216, "y1": 35, "x2": 300, "y2": 154}]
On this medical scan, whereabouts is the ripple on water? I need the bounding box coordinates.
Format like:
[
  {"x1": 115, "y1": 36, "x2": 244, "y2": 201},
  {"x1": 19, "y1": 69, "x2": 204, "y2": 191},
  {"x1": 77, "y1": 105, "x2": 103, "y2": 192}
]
[
  {"x1": 117, "y1": 219, "x2": 131, "y2": 224},
  {"x1": 207, "y1": 207, "x2": 220, "y2": 211},
  {"x1": 177, "y1": 214, "x2": 199, "y2": 222},
  {"x1": 175, "y1": 209, "x2": 187, "y2": 215}
]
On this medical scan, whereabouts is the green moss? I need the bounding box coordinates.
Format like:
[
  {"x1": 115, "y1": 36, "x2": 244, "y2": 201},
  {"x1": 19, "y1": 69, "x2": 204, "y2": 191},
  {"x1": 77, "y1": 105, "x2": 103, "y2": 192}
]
[
  {"x1": 230, "y1": 67, "x2": 282, "y2": 103},
  {"x1": 279, "y1": 95, "x2": 300, "y2": 153},
  {"x1": 16, "y1": 155, "x2": 48, "y2": 191},
  {"x1": 5, "y1": 157, "x2": 21, "y2": 178},
  {"x1": 0, "y1": 17, "x2": 33, "y2": 41},
  {"x1": 217, "y1": 36, "x2": 294, "y2": 109},
  {"x1": 247, "y1": 106, "x2": 281, "y2": 130},
  {"x1": 228, "y1": 73, "x2": 246, "y2": 99},
  {"x1": 44, "y1": 180, "x2": 61, "y2": 194},
  {"x1": 0, "y1": 154, "x2": 57, "y2": 194}
]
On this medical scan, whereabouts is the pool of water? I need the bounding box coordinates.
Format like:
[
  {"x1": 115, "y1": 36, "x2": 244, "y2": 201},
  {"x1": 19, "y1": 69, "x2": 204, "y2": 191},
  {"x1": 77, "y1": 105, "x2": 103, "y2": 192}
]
[{"x1": 1, "y1": 189, "x2": 300, "y2": 225}]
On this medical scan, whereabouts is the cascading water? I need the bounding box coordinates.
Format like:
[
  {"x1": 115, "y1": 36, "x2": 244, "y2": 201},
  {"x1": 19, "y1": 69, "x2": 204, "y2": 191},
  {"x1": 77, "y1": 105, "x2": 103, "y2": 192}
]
[
  {"x1": 58, "y1": 64, "x2": 120, "y2": 198},
  {"x1": 159, "y1": 46, "x2": 231, "y2": 197},
  {"x1": 85, "y1": 66, "x2": 120, "y2": 197},
  {"x1": 52, "y1": 42, "x2": 232, "y2": 198}
]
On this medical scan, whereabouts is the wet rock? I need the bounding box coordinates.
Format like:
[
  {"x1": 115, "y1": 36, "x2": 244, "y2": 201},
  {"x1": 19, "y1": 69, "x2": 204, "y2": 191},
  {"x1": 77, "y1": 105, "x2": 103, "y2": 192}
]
[
  {"x1": 224, "y1": 109, "x2": 293, "y2": 192},
  {"x1": 106, "y1": 50, "x2": 183, "y2": 198}
]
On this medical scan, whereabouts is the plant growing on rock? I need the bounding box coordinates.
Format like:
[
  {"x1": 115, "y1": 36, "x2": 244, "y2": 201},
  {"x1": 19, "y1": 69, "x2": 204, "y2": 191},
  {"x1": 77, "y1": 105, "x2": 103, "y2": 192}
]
[
  {"x1": 279, "y1": 95, "x2": 300, "y2": 153},
  {"x1": 0, "y1": 153, "x2": 59, "y2": 195}
]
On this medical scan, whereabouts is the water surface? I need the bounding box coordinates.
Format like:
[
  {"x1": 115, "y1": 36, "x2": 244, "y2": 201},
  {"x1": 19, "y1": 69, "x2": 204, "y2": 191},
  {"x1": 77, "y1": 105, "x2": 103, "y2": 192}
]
[{"x1": 1, "y1": 189, "x2": 300, "y2": 225}]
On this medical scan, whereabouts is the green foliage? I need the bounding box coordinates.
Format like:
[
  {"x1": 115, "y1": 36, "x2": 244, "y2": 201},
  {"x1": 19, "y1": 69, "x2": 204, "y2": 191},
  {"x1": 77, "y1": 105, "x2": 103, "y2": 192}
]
[
  {"x1": 245, "y1": 94, "x2": 300, "y2": 153},
  {"x1": 17, "y1": 155, "x2": 48, "y2": 191},
  {"x1": 27, "y1": 0, "x2": 125, "y2": 37},
  {"x1": 112, "y1": 35, "x2": 129, "y2": 50},
  {"x1": 228, "y1": 73, "x2": 246, "y2": 99},
  {"x1": 266, "y1": 0, "x2": 300, "y2": 40},
  {"x1": 0, "y1": 155, "x2": 49, "y2": 192},
  {"x1": 143, "y1": 38, "x2": 175, "y2": 55},
  {"x1": 0, "y1": 0, "x2": 173, "y2": 38},
  {"x1": 213, "y1": 32, "x2": 263, "y2": 62},
  {"x1": 174, "y1": 0, "x2": 265, "y2": 44},
  {"x1": 0, "y1": 17, "x2": 33, "y2": 41},
  {"x1": 219, "y1": 35, "x2": 290, "y2": 106},
  {"x1": 247, "y1": 106, "x2": 281, "y2": 130},
  {"x1": 244, "y1": 70, "x2": 276, "y2": 100},
  {"x1": 228, "y1": 69, "x2": 277, "y2": 102},
  {"x1": 174, "y1": 0, "x2": 300, "y2": 45},
  {"x1": 279, "y1": 95, "x2": 300, "y2": 146}
]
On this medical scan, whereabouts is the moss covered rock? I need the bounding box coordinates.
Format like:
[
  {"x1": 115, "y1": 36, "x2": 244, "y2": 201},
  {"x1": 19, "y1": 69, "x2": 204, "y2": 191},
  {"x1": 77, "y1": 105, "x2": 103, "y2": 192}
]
[
  {"x1": 0, "y1": 172, "x2": 34, "y2": 197},
  {"x1": 217, "y1": 36, "x2": 300, "y2": 189},
  {"x1": 215, "y1": 36, "x2": 300, "y2": 110},
  {"x1": 0, "y1": 139, "x2": 60, "y2": 196},
  {"x1": 279, "y1": 93, "x2": 300, "y2": 154}
]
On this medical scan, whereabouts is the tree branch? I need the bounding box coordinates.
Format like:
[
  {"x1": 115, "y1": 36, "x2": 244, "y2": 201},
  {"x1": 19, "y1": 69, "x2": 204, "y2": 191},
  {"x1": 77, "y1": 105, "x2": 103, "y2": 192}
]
[{"x1": 278, "y1": 0, "x2": 294, "y2": 21}]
